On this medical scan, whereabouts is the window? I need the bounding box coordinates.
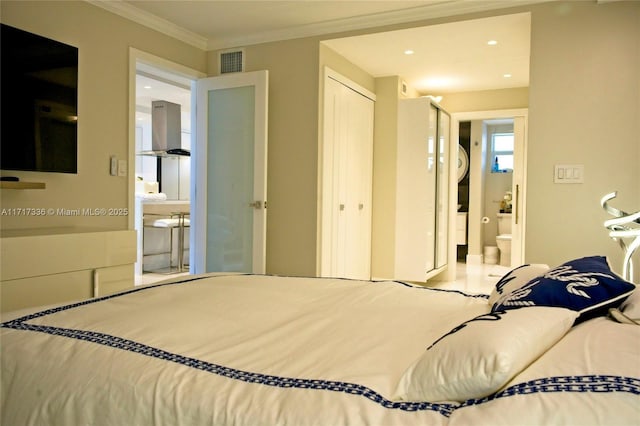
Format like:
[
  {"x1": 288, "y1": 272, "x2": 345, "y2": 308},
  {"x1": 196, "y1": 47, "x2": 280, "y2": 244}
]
[{"x1": 491, "y1": 133, "x2": 514, "y2": 173}]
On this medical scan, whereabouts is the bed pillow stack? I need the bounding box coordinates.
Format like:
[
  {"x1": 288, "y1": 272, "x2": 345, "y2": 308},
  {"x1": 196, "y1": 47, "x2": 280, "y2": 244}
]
[
  {"x1": 491, "y1": 255, "x2": 636, "y2": 323},
  {"x1": 393, "y1": 255, "x2": 635, "y2": 404}
]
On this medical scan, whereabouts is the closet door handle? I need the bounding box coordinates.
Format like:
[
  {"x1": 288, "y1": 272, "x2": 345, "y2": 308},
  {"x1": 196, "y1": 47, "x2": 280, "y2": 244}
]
[
  {"x1": 93, "y1": 269, "x2": 99, "y2": 298},
  {"x1": 515, "y1": 184, "x2": 520, "y2": 225}
]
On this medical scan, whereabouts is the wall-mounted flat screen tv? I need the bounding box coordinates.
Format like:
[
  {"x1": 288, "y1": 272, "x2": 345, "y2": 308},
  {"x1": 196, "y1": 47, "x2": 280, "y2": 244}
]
[{"x1": 1, "y1": 23, "x2": 78, "y2": 174}]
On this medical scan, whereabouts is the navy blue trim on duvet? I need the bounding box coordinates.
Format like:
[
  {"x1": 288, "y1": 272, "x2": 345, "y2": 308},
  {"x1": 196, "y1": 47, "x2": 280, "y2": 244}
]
[
  {"x1": 390, "y1": 279, "x2": 490, "y2": 300},
  {"x1": 2, "y1": 274, "x2": 638, "y2": 418}
]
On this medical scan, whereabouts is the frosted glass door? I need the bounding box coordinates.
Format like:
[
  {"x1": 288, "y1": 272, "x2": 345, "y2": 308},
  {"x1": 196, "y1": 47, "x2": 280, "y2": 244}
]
[
  {"x1": 193, "y1": 71, "x2": 268, "y2": 274},
  {"x1": 206, "y1": 86, "x2": 254, "y2": 272}
]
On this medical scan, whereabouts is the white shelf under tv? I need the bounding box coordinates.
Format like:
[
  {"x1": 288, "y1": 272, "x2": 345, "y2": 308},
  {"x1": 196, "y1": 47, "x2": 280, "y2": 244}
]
[{"x1": 0, "y1": 181, "x2": 46, "y2": 189}]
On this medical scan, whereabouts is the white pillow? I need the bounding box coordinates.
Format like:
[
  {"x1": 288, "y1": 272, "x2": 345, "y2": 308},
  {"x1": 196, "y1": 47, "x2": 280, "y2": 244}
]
[
  {"x1": 393, "y1": 306, "x2": 578, "y2": 403},
  {"x1": 620, "y1": 287, "x2": 640, "y2": 319},
  {"x1": 488, "y1": 264, "x2": 550, "y2": 306}
]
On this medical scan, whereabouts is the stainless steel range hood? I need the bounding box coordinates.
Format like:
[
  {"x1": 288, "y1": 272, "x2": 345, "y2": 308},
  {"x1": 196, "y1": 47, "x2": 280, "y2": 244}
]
[{"x1": 151, "y1": 100, "x2": 189, "y2": 156}]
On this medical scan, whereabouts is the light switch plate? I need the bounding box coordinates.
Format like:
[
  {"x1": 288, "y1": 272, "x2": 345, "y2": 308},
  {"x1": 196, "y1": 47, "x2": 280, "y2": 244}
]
[
  {"x1": 118, "y1": 160, "x2": 127, "y2": 177},
  {"x1": 554, "y1": 164, "x2": 584, "y2": 184},
  {"x1": 110, "y1": 156, "x2": 118, "y2": 176}
]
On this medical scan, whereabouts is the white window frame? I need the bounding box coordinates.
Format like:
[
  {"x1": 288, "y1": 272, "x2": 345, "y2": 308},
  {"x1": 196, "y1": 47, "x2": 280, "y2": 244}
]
[{"x1": 491, "y1": 132, "x2": 514, "y2": 173}]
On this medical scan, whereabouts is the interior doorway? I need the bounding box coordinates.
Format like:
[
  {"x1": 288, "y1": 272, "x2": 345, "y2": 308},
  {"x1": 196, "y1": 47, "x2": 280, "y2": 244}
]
[
  {"x1": 128, "y1": 49, "x2": 205, "y2": 285},
  {"x1": 450, "y1": 109, "x2": 528, "y2": 277}
]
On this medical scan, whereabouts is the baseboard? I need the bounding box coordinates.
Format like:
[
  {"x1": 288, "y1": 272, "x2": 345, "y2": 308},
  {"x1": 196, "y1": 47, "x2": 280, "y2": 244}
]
[{"x1": 466, "y1": 254, "x2": 484, "y2": 265}]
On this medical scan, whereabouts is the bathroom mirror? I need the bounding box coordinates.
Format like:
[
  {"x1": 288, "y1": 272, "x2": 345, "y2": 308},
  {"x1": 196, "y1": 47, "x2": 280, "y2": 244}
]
[{"x1": 457, "y1": 144, "x2": 469, "y2": 182}]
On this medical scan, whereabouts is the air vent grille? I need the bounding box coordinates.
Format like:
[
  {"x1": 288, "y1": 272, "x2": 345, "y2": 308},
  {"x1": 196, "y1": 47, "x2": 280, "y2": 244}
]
[{"x1": 220, "y1": 50, "x2": 244, "y2": 74}]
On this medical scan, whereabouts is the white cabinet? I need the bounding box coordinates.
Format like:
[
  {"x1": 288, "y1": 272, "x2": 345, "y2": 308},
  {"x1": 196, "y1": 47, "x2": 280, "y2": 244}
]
[
  {"x1": 394, "y1": 98, "x2": 449, "y2": 282},
  {"x1": 1, "y1": 228, "x2": 136, "y2": 312}
]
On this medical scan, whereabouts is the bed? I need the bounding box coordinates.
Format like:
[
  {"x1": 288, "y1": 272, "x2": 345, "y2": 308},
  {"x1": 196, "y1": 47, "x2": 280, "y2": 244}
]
[{"x1": 2, "y1": 253, "x2": 639, "y2": 426}]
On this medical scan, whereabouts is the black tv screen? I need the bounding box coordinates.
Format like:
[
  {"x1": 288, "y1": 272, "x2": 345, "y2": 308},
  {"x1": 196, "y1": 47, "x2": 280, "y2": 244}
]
[{"x1": 1, "y1": 24, "x2": 78, "y2": 173}]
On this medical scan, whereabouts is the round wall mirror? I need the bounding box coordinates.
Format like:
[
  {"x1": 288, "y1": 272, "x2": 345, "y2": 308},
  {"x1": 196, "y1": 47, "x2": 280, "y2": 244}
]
[{"x1": 457, "y1": 144, "x2": 469, "y2": 182}]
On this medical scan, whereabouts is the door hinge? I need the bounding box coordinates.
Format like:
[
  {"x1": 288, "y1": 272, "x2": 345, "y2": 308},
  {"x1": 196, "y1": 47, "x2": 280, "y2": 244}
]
[{"x1": 249, "y1": 201, "x2": 262, "y2": 209}]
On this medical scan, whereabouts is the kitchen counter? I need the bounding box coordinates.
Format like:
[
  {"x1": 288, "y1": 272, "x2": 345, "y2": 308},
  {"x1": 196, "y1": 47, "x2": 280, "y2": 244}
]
[{"x1": 142, "y1": 200, "x2": 190, "y2": 215}]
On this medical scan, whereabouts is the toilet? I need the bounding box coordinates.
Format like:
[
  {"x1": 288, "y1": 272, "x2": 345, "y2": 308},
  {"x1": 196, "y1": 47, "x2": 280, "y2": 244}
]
[{"x1": 496, "y1": 213, "x2": 512, "y2": 267}]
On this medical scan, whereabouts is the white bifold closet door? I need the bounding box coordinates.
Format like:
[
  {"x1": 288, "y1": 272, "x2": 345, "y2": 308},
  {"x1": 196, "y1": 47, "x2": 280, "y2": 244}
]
[{"x1": 320, "y1": 70, "x2": 375, "y2": 280}]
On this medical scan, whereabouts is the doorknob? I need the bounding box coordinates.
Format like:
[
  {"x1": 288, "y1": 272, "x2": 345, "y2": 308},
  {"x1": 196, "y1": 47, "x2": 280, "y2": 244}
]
[{"x1": 249, "y1": 200, "x2": 263, "y2": 209}]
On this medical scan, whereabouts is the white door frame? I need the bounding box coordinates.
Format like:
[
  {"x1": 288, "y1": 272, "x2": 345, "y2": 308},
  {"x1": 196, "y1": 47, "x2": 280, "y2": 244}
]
[
  {"x1": 445, "y1": 108, "x2": 528, "y2": 280},
  {"x1": 317, "y1": 67, "x2": 376, "y2": 278},
  {"x1": 128, "y1": 48, "x2": 205, "y2": 283}
]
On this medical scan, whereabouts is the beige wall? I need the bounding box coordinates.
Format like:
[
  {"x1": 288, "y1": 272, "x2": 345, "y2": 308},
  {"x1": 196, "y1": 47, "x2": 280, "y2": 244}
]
[
  {"x1": 332, "y1": 1, "x2": 638, "y2": 277},
  {"x1": 438, "y1": 87, "x2": 529, "y2": 113},
  {"x1": 315, "y1": 1, "x2": 638, "y2": 276},
  {"x1": 252, "y1": 38, "x2": 322, "y2": 276},
  {"x1": 365, "y1": 1, "x2": 638, "y2": 276},
  {"x1": 371, "y1": 76, "x2": 403, "y2": 279},
  {"x1": 0, "y1": 1, "x2": 206, "y2": 231},
  {"x1": 210, "y1": 37, "x2": 323, "y2": 275},
  {"x1": 318, "y1": 44, "x2": 376, "y2": 93},
  {"x1": 526, "y1": 1, "x2": 639, "y2": 277},
  {"x1": 3, "y1": 1, "x2": 638, "y2": 280},
  {"x1": 207, "y1": 40, "x2": 377, "y2": 276}
]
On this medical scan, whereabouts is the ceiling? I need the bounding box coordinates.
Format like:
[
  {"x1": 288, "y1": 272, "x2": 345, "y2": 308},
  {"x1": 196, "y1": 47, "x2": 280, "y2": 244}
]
[
  {"x1": 111, "y1": 0, "x2": 536, "y2": 98},
  {"x1": 126, "y1": 0, "x2": 458, "y2": 48},
  {"x1": 323, "y1": 12, "x2": 530, "y2": 94}
]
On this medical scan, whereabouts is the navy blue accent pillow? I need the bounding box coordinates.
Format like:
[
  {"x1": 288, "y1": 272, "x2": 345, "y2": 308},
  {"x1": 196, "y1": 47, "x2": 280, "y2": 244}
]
[
  {"x1": 488, "y1": 264, "x2": 550, "y2": 306},
  {"x1": 492, "y1": 256, "x2": 636, "y2": 323}
]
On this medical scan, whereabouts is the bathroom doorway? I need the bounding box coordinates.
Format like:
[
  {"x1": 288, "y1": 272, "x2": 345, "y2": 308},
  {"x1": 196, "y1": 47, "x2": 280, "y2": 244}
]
[{"x1": 451, "y1": 109, "x2": 528, "y2": 272}]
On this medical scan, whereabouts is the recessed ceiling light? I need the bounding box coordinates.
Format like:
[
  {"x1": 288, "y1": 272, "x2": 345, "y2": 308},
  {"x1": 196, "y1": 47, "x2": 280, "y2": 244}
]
[
  {"x1": 424, "y1": 95, "x2": 443, "y2": 103},
  {"x1": 144, "y1": 85, "x2": 152, "y2": 89},
  {"x1": 503, "y1": 73, "x2": 512, "y2": 78},
  {"x1": 404, "y1": 49, "x2": 414, "y2": 55},
  {"x1": 425, "y1": 77, "x2": 454, "y2": 88},
  {"x1": 487, "y1": 40, "x2": 498, "y2": 46}
]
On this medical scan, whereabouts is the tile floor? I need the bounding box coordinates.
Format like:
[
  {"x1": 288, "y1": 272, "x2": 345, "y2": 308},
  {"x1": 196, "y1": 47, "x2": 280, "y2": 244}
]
[
  {"x1": 429, "y1": 262, "x2": 511, "y2": 295},
  {"x1": 139, "y1": 262, "x2": 511, "y2": 294},
  {"x1": 138, "y1": 271, "x2": 190, "y2": 286}
]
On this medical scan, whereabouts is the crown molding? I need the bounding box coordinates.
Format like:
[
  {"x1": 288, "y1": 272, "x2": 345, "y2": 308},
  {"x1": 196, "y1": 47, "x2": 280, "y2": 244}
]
[
  {"x1": 88, "y1": 0, "x2": 548, "y2": 52},
  {"x1": 87, "y1": 0, "x2": 208, "y2": 50},
  {"x1": 206, "y1": 0, "x2": 549, "y2": 50}
]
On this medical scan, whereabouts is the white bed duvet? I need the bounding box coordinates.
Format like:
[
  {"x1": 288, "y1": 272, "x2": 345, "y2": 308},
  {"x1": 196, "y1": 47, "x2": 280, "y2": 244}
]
[{"x1": 2, "y1": 273, "x2": 639, "y2": 425}]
